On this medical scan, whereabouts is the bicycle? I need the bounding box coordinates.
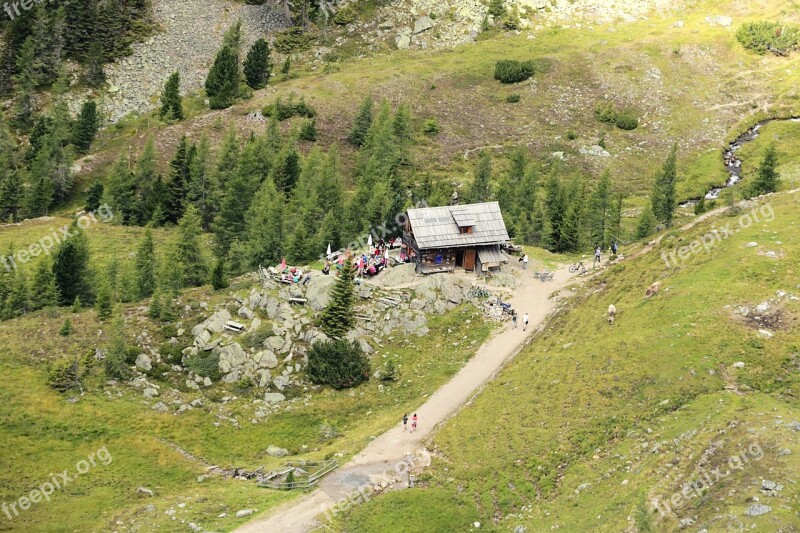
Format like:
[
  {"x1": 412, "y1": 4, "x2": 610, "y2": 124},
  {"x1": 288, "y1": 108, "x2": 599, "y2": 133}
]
[
  {"x1": 533, "y1": 271, "x2": 554, "y2": 282},
  {"x1": 569, "y1": 261, "x2": 587, "y2": 274}
]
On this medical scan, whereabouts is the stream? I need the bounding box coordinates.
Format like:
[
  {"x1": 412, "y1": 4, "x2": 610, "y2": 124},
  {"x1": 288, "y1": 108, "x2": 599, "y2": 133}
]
[{"x1": 680, "y1": 116, "x2": 799, "y2": 206}]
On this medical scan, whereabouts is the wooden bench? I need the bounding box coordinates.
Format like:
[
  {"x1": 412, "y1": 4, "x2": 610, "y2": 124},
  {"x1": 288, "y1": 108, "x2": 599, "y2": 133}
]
[
  {"x1": 288, "y1": 298, "x2": 307, "y2": 305},
  {"x1": 224, "y1": 321, "x2": 245, "y2": 333}
]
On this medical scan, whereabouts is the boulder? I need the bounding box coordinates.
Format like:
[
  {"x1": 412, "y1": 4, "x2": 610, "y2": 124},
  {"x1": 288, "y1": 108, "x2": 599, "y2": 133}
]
[
  {"x1": 266, "y1": 336, "x2": 285, "y2": 354},
  {"x1": 396, "y1": 33, "x2": 411, "y2": 50},
  {"x1": 135, "y1": 353, "x2": 152, "y2": 372},
  {"x1": 152, "y1": 401, "x2": 169, "y2": 413},
  {"x1": 218, "y1": 343, "x2": 246, "y2": 373},
  {"x1": 192, "y1": 309, "x2": 231, "y2": 336},
  {"x1": 256, "y1": 350, "x2": 279, "y2": 369},
  {"x1": 413, "y1": 16, "x2": 434, "y2": 34},
  {"x1": 273, "y1": 375, "x2": 289, "y2": 391},
  {"x1": 193, "y1": 329, "x2": 211, "y2": 348},
  {"x1": 238, "y1": 306, "x2": 255, "y2": 320},
  {"x1": 257, "y1": 369, "x2": 272, "y2": 388},
  {"x1": 743, "y1": 503, "x2": 771, "y2": 517},
  {"x1": 264, "y1": 392, "x2": 286, "y2": 404},
  {"x1": 267, "y1": 445, "x2": 289, "y2": 457},
  {"x1": 203, "y1": 377, "x2": 212, "y2": 387},
  {"x1": 185, "y1": 380, "x2": 200, "y2": 390},
  {"x1": 306, "y1": 275, "x2": 336, "y2": 311},
  {"x1": 235, "y1": 509, "x2": 255, "y2": 518},
  {"x1": 143, "y1": 387, "x2": 159, "y2": 398}
]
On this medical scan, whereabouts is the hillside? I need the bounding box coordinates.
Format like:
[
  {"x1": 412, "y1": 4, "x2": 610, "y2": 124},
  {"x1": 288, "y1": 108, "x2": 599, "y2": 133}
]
[{"x1": 336, "y1": 189, "x2": 800, "y2": 531}]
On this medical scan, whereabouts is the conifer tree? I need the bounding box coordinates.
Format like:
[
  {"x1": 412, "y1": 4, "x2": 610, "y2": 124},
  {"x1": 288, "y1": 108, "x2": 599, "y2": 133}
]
[
  {"x1": 59, "y1": 318, "x2": 72, "y2": 336},
  {"x1": 175, "y1": 205, "x2": 207, "y2": 287},
  {"x1": 133, "y1": 137, "x2": 161, "y2": 225},
  {"x1": 71, "y1": 100, "x2": 100, "y2": 154},
  {"x1": 187, "y1": 137, "x2": 213, "y2": 229},
  {"x1": 205, "y1": 44, "x2": 240, "y2": 109},
  {"x1": 651, "y1": 143, "x2": 677, "y2": 227},
  {"x1": 148, "y1": 289, "x2": 162, "y2": 319},
  {"x1": 163, "y1": 136, "x2": 191, "y2": 224},
  {"x1": 319, "y1": 257, "x2": 355, "y2": 338},
  {"x1": 52, "y1": 221, "x2": 92, "y2": 305},
  {"x1": 31, "y1": 257, "x2": 58, "y2": 309},
  {"x1": 244, "y1": 178, "x2": 285, "y2": 267},
  {"x1": 243, "y1": 38, "x2": 272, "y2": 89},
  {"x1": 211, "y1": 256, "x2": 228, "y2": 290},
  {"x1": 95, "y1": 280, "x2": 113, "y2": 320},
  {"x1": 12, "y1": 38, "x2": 37, "y2": 131},
  {"x1": 588, "y1": 170, "x2": 611, "y2": 249},
  {"x1": 31, "y1": 5, "x2": 65, "y2": 87},
  {"x1": 392, "y1": 103, "x2": 412, "y2": 143},
  {"x1": 348, "y1": 96, "x2": 373, "y2": 147},
  {"x1": 160, "y1": 71, "x2": 183, "y2": 120},
  {"x1": 104, "y1": 309, "x2": 130, "y2": 380},
  {"x1": 272, "y1": 145, "x2": 301, "y2": 195},
  {"x1": 105, "y1": 155, "x2": 137, "y2": 224},
  {"x1": 748, "y1": 143, "x2": 780, "y2": 197},
  {"x1": 544, "y1": 170, "x2": 566, "y2": 252},
  {"x1": 82, "y1": 41, "x2": 106, "y2": 88},
  {"x1": 635, "y1": 204, "x2": 657, "y2": 240},
  {"x1": 85, "y1": 180, "x2": 104, "y2": 213},
  {"x1": 0, "y1": 112, "x2": 22, "y2": 222},
  {"x1": 607, "y1": 194, "x2": 624, "y2": 247},
  {"x1": 468, "y1": 150, "x2": 492, "y2": 203},
  {"x1": 135, "y1": 228, "x2": 157, "y2": 298}
]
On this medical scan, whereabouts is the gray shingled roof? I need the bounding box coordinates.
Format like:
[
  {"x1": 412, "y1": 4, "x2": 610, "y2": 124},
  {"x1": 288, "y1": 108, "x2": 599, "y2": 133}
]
[{"x1": 406, "y1": 202, "x2": 510, "y2": 249}]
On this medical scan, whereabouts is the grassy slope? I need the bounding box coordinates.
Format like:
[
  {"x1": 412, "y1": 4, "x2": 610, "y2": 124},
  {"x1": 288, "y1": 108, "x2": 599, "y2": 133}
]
[
  {"x1": 0, "y1": 271, "x2": 493, "y2": 532},
  {"x1": 336, "y1": 191, "x2": 800, "y2": 531},
  {"x1": 74, "y1": 0, "x2": 800, "y2": 218}
]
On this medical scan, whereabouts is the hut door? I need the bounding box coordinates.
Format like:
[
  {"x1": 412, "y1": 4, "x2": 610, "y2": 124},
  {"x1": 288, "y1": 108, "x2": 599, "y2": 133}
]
[
  {"x1": 456, "y1": 250, "x2": 464, "y2": 267},
  {"x1": 463, "y1": 249, "x2": 476, "y2": 271}
]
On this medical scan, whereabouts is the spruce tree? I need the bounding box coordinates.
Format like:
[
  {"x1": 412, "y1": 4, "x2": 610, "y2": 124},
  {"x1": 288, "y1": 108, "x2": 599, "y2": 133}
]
[
  {"x1": 71, "y1": 100, "x2": 100, "y2": 154},
  {"x1": 186, "y1": 137, "x2": 213, "y2": 229},
  {"x1": 104, "y1": 309, "x2": 130, "y2": 380},
  {"x1": 135, "y1": 228, "x2": 157, "y2": 298},
  {"x1": 205, "y1": 45, "x2": 240, "y2": 109},
  {"x1": 272, "y1": 145, "x2": 301, "y2": 195},
  {"x1": 148, "y1": 289, "x2": 162, "y2": 319},
  {"x1": 95, "y1": 280, "x2": 113, "y2": 320},
  {"x1": 12, "y1": 38, "x2": 37, "y2": 131},
  {"x1": 160, "y1": 71, "x2": 183, "y2": 120},
  {"x1": 651, "y1": 143, "x2": 677, "y2": 228},
  {"x1": 0, "y1": 112, "x2": 22, "y2": 222},
  {"x1": 106, "y1": 155, "x2": 137, "y2": 224},
  {"x1": 348, "y1": 96, "x2": 373, "y2": 147},
  {"x1": 588, "y1": 170, "x2": 611, "y2": 248},
  {"x1": 85, "y1": 180, "x2": 104, "y2": 213},
  {"x1": 607, "y1": 194, "x2": 624, "y2": 247},
  {"x1": 211, "y1": 256, "x2": 228, "y2": 290},
  {"x1": 392, "y1": 103, "x2": 412, "y2": 143},
  {"x1": 635, "y1": 204, "x2": 657, "y2": 240},
  {"x1": 163, "y1": 136, "x2": 191, "y2": 224},
  {"x1": 52, "y1": 221, "x2": 92, "y2": 306},
  {"x1": 243, "y1": 38, "x2": 272, "y2": 90},
  {"x1": 133, "y1": 137, "x2": 161, "y2": 225},
  {"x1": 244, "y1": 178, "x2": 285, "y2": 267},
  {"x1": 59, "y1": 318, "x2": 72, "y2": 336},
  {"x1": 468, "y1": 150, "x2": 492, "y2": 203},
  {"x1": 31, "y1": 257, "x2": 58, "y2": 309},
  {"x1": 319, "y1": 257, "x2": 355, "y2": 338},
  {"x1": 748, "y1": 143, "x2": 779, "y2": 197},
  {"x1": 82, "y1": 41, "x2": 107, "y2": 88},
  {"x1": 176, "y1": 205, "x2": 207, "y2": 287},
  {"x1": 31, "y1": 5, "x2": 65, "y2": 87}
]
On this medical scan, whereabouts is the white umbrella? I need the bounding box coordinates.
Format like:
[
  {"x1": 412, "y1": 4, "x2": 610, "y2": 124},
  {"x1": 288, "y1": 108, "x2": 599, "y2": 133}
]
[
  {"x1": 367, "y1": 234, "x2": 373, "y2": 247},
  {"x1": 326, "y1": 243, "x2": 332, "y2": 257}
]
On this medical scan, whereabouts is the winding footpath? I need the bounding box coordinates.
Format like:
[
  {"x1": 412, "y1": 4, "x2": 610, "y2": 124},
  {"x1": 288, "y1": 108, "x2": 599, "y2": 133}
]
[{"x1": 236, "y1": 264, "x2": 576, "y2": 533}]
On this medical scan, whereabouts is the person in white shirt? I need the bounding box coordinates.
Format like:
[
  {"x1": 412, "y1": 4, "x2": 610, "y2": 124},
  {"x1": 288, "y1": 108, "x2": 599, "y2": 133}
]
[
  {"x1": 522, "y1": 312, "x2": 529, "y2": 331},
  {"x1": 520, "y1": 253, "x2": 529, "y2": 269}
]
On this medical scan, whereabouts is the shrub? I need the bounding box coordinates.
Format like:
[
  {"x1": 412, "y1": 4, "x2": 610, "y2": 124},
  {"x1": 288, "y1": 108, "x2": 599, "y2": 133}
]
[
  {"x1": 186, "y1": 351, "x2": 222, "y2": 380},
  {"x1": 333, "y1": 7, "x2": 356, "y2": 25},
  {"x1": 494, "y1": 60, "x2": 535, "y2": 84},
  {"x1": 736, "y1": 21, "x2": 800, "y2": 55},
  {"x1": 379, "y1": 360, "x2": 399, "y2": 382},
  {"x1": 506, "y1": 93, "x2": 520, "y2": 103},
  {"x1": 59, "y1": 318, "x2": 73, "y2": 336},
  {"x1": 47, "y1": 358, "x2": 82, "y2": 392},
  {"x1": 299, "y1": 118, "x2": 317, "y2": 141},
  {"x1": 242, "y1": 326, "x2": 273, "y2": 349},
  {"x1": 614, "y1": 111, "x2": 639, "y2": 130},
  {"x1": 594, "y1": 101, "x2": 618, "y2": 124},
  {"x1": 306, "y1": 339, "x2": 370, "y2": 390},
  {"x1": 566, "y1": 130, "x2": 578, "y2": 140},
  {"x1": 423, "y1": 118, "x2": 440, "y2": 136},
  {"x1": 274, "y1": 27, "x2": 315, "y2": 54},
  {"x1": 159, "y1": 342, "x2": 184, "y2": 365},
  {"x1": 263, "y1": 94, "x2": 316, "y2": 122}
]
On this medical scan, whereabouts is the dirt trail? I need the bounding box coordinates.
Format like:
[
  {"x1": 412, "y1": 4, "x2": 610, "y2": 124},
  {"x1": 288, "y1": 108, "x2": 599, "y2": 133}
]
[{"x1": 236, "y1": 263, "x2": 576, "y2": 533}]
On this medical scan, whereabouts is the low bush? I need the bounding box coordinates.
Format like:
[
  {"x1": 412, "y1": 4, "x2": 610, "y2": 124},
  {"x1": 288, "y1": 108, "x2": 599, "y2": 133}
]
[
  {"x1": 494, "y1": 59, "x2": 536, "y2": 83},
  {"x1": 423, "y1": 118, "x2": 440, "y2": 136},
  {"x1": 186, "y1": 351, "x2": 222, "y2": 380},
  {"x1": 159, "y1": 341, "x2": 184, "y2": 365},
  {"x1": 736, "y1": 21, "x2": 800, "y2": 55},
  {"x1": 614, "y1": 111, "x2": 639, "y2": 130},
  {"x1": 263, "y1": 94, "x2": 316, "y2": 121},
  {"x1": 595, "y1": 101, "x2": 639, "y2": 130},
  {"x1": 566, "y1": 129, "x2": 578, "y2": 140},
  {"x1": 333, "y1": 6, "x2": 356, "y2": 25},
  {"x1": 47, "y1": 358, "x2": 82, "y2": 392},
  {"x1": 242, "y1": 326, "x2": 273, "y2": 349},
  {"x1": 273, "y1": 27, "x2": 315, "y2": 53},
  {"x1": 506, "y1": 93, "x2": 520, "y2": 103},
  {"x1": 299, "y1": 118, "x2": 317, "y2": 141},
  {"x1": 306, "y1": 339, "x2": 370, "y2": 390}
]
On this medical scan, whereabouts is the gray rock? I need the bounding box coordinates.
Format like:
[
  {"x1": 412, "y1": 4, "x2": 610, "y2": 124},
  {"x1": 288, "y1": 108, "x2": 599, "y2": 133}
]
[
  {"x1": 273, "y1": 375, "x2": 289, "y2": 391},
  {"x1": 757, "y1": 329, "x2": 774, "y2": 339},
  {"x1": 256, "y1": 350, "x2": 279, "y2": 369},
  {"x1": 136, "y1": 486, "x2": 154, "y2": 497},
  {"x1": 203, "y1": 376, "x2": 212, "y2": 387},
  {"x1": 222, "y1": 371, "x2": 241, "y2": 384},
  {"x1": 267, "y1": 445, "x2": 289, "y2": 457},
  {"x1": 761, "y1": 479, "x2": 783, "y2": 492},
  {"x1": 358, "y1": 338, "x2": 374, "y2": 354},
  {"x1": 238, "y1": 306, "x2": 254, "y2": 320},
  {"x1": 235, "y1": 509, "x2": 255, "y2": 518},
  {"x1": 266, "y1": 336, "x2": 285, "y2": 354},
  {"x1": 306, "y1": 275, "x2": 336, "y2": 311},
  {"x1": 745, "y1": 241, "x2": 758, "y2": 248},
  {"x1": 194, "y1": 329, "x2": 211, "y2": 347},
  {"x1": 733, "y1": 361, "x2": 745, "y2": 369},
  {"x1": 185, "y1": 379, "x2": 200, "y2": 390},
  {"x1": 396, "y1": 33, "x2": 411, "y2": 50},
  {"x1": 413, "y1": 16, "x2": 434, "y2": 34},
  {"x1": 152, "y1": 401, "x2": 169, "y2": 413},
  {"x1": 135, "y1": 353, "x2": 152, "y2": 371},
  {"x1": 218, "y1": 343, "x2": 246, "y2": 373},
  {"x1": 264, "y1": 392, "x2": 286, "y2": 404},
  {"x1": 743, "y1": 503, "x2": 771, "y2": 516},
  {"x1": 755, "y1": 302, "x2": 770, "y2": 313},
  {"x1": 787, "y1": 421, "x2": 800, "y2": 431}
]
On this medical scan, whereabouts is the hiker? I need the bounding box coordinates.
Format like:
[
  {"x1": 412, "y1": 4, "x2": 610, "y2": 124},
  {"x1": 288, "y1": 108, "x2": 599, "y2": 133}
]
[
  {"x1": 512, "y1": 311, "x2": 518, "y2": 329},
  {"x1": 322, "y1": 260, "x2": 331, "y2": 275},
  {"x1": 302, "y1": 273, "x2": 311, "y2": 285},
  {"x1": 402, "y1": 414, "x2": 409, "y2": 432},
  {"x1": 522, "y1": 312, "x2": 529, "y2": 331},
  {"x1": 519, "y1": 253, "x2": 529, "y2": 270},
  {"x1": 411, "y1": 413, "x2": 418, "y2": 433},
  {"x1": 594, "y1": 246, "x2": 601, "y2": 267},
  {"x1": 611, "y1": 241, "x2": 618, "y2": 255}
]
